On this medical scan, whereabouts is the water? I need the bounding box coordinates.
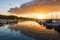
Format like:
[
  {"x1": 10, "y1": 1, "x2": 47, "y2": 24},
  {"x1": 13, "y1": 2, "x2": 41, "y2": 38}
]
[{"x1": 0, "y1": 21, "x2": 60, "y2": 40}]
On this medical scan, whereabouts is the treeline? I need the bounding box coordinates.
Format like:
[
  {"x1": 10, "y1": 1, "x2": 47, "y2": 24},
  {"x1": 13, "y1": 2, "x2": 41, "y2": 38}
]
[
  {"x1": 0, "y1": 15, "x2": 19, "y2": 19},
  {"x1": 0, "y1": 15, "x2": 38, "y2": 21},
  {"x1": 19, "y1": 17, "x2": 38, "y2": 21}
]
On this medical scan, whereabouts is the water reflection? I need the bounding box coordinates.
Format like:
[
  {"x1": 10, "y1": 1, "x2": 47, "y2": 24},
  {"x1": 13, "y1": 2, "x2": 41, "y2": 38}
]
[
  {"x1": 45, "y1": 24, "x2": 60, "y2": 34},
  {"x1": 0, "y1": 20, "x2": 18, "y2": 26},
  {"x1": 0, "y1": 21, "x2": 34, "y2": 40},
  {"x1": 55, "y1": 26, "x2": 60, "y2": 34},
  {"x1": 0, "y1": 21, "x2": 60, "y2": 40},
  {"x1": 8, "y1": 21, "x2": 60, "y2": 40}
]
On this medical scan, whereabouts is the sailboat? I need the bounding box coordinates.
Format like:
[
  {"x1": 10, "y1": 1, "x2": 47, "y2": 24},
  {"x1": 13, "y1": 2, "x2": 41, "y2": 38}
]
[{"x1": 43, "y1": 12, "x2": 60, "y2": 28}]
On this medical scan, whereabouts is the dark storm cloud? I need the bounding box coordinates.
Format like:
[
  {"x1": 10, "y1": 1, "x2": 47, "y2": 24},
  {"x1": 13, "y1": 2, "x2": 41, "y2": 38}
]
[{"x1": 8, "y1": 0, "x2": 60, "y2": 14}]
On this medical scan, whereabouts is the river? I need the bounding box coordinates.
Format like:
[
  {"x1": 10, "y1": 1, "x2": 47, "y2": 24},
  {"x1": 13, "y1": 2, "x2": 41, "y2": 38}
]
[{"x1": 0, "y1": 21, "x2": 60, "y2": 40}]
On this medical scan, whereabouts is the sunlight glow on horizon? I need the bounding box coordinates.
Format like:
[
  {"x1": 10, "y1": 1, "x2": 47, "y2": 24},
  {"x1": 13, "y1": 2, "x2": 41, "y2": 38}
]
[
  {"x1": 0, "y1": 12, "x2": 60, "y2": 19},
  {"x1": 36, "y1": 15, "x2": 45, "y2": 19},
  {"x1": 15, "y1": 12, "x2": 60, "y2": 19}
]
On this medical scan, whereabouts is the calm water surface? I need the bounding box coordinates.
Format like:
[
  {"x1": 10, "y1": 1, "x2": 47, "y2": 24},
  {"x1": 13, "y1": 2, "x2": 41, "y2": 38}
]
[{"x1": 0, "y1": 21, "x2": 60, "y2": 40}]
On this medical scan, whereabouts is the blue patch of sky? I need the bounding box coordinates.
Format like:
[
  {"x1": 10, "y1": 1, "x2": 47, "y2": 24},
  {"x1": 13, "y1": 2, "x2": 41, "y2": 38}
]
[{"x1": 0, "y1": 0, "x2": 31, "y2": 12}]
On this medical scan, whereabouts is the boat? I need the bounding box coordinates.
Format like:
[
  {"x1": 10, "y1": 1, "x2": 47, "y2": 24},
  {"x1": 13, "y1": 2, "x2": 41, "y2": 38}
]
[{"x1": 43, "y1": 19, "x2": 60, "y2": 28}]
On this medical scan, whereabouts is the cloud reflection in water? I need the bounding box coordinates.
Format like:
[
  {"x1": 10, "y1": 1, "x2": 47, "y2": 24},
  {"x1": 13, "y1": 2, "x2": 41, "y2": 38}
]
[{"x1": 8, "y1": 21, "x2": 60, "y2": 40}]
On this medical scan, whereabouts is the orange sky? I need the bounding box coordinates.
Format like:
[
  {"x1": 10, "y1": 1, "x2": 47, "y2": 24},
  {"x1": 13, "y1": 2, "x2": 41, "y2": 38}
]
[
  {"x1": 8, "y1": 0, "x2": 60, "y2": 19},
  {"x1": 8, "y1": 0, "x2": 60, "y2": 14}
]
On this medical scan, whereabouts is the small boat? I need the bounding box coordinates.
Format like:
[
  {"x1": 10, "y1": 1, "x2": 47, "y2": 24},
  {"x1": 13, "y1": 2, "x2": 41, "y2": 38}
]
[{"x1": 43, "y1": 19, "x2": 60, "y2": 28}]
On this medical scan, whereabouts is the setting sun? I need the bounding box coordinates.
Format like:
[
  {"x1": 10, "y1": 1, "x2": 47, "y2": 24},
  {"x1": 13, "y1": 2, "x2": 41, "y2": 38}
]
[{"x1": 37, "y1": 15, "x2": 45, "y2": 19}]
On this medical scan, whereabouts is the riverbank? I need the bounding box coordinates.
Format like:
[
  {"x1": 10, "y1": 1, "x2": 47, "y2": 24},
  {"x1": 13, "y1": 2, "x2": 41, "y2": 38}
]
[{"x1": 0, "y1": 19, "x2": 18, "y2": 24}]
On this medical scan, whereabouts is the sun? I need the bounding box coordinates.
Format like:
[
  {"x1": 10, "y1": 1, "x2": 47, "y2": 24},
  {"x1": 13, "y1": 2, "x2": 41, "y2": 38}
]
[{"x1": 37, "y1": 15, "x2": 45, "y2": 19}]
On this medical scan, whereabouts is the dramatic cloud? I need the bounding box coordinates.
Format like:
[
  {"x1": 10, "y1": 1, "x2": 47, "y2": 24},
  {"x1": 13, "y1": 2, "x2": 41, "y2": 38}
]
[{"x1": 8, "y1": 0, "x2": 60, "y2": 14}]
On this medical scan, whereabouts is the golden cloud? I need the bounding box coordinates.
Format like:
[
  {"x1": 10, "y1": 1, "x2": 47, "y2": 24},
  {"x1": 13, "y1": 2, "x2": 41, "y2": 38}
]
[{"x1": 8, "y1": 0, "x2": 60, "y2": 14}]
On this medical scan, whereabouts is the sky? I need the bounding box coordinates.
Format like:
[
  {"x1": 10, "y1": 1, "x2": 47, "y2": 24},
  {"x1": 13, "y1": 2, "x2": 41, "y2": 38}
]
[
  {"x1": 8, "y1": 0, "x2": 60, "y2": 14},
  {"x1": 0, "y1": 0, "x2": 31, "y2": 13},
  {"x1": 1, "y1": 0, "x2": 60, "y2": 14},
  {"x1": 0, "y1": 0, "x2": 60, "y2": 19}
]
